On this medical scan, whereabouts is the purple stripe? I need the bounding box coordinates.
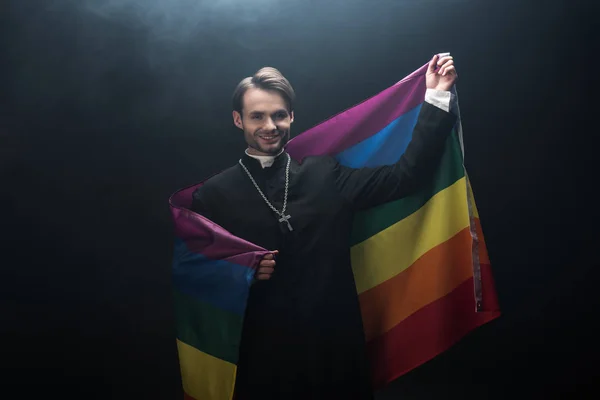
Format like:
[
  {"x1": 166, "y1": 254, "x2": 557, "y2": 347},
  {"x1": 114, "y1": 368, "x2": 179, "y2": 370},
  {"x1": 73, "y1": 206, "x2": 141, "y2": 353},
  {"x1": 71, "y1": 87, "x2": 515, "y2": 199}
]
[
  {"x1": 169, "y1": 182, "x2": 269, "y2": 265},
  {"x1": 287, "y1": 63, "x2": 428, "y2": 161}
]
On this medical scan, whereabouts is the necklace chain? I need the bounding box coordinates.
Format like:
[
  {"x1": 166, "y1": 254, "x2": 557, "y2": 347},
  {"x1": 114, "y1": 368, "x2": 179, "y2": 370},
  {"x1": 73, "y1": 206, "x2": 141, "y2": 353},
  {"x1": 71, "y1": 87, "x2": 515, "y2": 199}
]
[{"x1": 238, "y1": 153, "x2": 292, "y2": 230}]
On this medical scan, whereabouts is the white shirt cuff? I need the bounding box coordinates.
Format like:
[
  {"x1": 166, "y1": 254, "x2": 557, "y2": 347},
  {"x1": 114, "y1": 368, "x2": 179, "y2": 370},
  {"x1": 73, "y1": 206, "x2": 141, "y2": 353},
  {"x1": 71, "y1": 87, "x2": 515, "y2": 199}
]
[{"x1": 424, "y1": 88, "x2": 456, "y2": 114}]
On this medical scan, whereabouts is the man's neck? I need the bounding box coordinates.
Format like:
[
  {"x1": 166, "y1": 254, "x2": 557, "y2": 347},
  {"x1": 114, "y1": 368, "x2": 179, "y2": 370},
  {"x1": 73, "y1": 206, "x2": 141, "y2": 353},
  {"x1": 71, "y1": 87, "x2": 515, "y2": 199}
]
[{"x1": 245, "y1": 148, "x2": 284, "y2": 168}]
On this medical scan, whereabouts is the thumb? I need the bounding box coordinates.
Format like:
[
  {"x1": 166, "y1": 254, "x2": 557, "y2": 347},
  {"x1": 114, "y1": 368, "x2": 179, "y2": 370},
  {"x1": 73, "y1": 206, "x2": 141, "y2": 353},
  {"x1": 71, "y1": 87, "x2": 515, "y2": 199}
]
[
  {"x1": 428, "y1": 54, "x2": 439, "y2": 73},
  {"x1": 263, "y1": 250, "x2": 279, "y2": 260}
]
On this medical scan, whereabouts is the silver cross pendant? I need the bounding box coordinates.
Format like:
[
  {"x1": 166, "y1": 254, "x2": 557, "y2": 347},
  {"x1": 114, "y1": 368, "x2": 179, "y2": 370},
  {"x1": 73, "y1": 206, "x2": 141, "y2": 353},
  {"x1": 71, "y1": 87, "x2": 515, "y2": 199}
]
[{"x1": 279, "y1": 214, "x2": 293, "y2": 231}]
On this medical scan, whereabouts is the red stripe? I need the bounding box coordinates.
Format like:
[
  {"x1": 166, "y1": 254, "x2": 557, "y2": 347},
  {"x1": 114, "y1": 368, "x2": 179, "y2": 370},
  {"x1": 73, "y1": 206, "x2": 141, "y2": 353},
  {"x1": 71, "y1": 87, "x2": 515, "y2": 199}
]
[
  {"x1": 359, "y1": 227, "x2": 475, "y2": 341},
  {"x1": 367, "y1": 277, "x2": 501, "y2": 389},
  {"x1": 183, "y1": 392, "x2": 197, "y2": 400}
]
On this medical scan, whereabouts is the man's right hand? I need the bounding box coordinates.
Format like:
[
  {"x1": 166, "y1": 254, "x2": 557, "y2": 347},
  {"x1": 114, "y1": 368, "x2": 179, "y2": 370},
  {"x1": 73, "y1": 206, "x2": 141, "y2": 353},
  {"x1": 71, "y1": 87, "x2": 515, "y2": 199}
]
[{"x1": 256, "y1": 251, "x2": 278, "y2": 280}]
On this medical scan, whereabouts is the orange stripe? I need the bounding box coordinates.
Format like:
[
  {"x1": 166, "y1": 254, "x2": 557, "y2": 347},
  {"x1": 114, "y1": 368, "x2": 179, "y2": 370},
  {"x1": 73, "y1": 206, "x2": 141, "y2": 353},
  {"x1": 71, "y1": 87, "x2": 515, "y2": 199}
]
[
  {"x1": 359, "y1": 227, "x2": 474, "y2": 341},
  {"x1": 366, "y1": 278, "x2": 501, "y2": 388}
]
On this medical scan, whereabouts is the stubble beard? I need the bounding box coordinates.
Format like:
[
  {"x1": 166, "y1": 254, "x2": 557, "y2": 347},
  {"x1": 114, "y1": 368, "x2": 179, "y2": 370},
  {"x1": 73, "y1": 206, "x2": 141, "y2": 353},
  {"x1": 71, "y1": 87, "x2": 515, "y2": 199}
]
[{"x1": 247, "y1": 128, "x2": 290, "y2": 156}]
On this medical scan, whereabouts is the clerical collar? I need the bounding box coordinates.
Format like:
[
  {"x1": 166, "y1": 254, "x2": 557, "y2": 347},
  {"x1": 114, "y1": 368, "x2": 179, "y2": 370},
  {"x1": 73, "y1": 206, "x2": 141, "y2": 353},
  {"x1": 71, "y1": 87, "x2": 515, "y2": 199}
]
[{"x1": 245, "y1": 148, "x2": 285, "y2": 168}]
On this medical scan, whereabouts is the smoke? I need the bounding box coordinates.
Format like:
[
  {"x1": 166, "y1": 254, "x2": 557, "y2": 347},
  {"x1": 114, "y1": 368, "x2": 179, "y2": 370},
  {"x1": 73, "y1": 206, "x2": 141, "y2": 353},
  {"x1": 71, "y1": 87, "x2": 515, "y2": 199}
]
[
  {"x1": 74, "y1": 0, "x2": 292, "y2": 88},
  {"x1": 61, "y1": 0, "x2": 298, "y2": 126},
  {"x1": 79, "y1": 0, "x2": 287, "y2": 43},
  {"x1": 5, "y1": 0, "x2": 367, "y2": 140}
]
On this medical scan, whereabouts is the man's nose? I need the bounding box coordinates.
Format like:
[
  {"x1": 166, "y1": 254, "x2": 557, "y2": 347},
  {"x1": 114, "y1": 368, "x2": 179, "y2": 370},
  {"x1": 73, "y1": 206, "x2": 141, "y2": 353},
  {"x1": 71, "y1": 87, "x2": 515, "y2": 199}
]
[{"x1": 264, "y1": 118, "x2": 277, "y2": 131}]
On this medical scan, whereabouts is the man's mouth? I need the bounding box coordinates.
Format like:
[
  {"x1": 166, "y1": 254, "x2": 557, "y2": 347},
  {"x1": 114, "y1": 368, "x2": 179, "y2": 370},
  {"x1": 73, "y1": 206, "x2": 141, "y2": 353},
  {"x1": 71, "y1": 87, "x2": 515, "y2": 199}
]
[{"x1": 258, "y1": 133, "x2": 280, "y2": 142}]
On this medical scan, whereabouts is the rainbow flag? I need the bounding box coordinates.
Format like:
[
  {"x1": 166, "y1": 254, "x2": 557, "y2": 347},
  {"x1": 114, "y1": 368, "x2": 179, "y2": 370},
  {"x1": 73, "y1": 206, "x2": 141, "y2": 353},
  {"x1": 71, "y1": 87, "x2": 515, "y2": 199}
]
[{"x1": 169, "y1": 59, "x2": 501, "y2": 400}]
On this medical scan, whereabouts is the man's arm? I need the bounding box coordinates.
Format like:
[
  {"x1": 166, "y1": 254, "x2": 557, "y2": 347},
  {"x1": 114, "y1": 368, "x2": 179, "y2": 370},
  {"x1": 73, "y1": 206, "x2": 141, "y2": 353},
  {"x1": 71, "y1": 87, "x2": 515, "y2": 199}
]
[
  {"x1": 190, "y1": 184, "x2": 225, "y2": 226},
  {"x1": 330, "y1": 53, "x2": 459, "y2": 211},
  {"x1": 190, "y1": 187, "x2": 211, "y2": 217},
  {"x1": 190, "y1": 185, "x2": 278, "y2": 281},
  {"x1": 332, "y1": 95, "x2": 457, "y2": 211}
]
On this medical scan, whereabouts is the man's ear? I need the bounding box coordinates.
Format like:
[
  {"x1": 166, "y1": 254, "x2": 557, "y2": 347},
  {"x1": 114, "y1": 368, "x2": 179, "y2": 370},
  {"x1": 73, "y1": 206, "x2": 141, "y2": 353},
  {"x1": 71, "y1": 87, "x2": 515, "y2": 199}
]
[
  {"x1": 232, "y1": 111, "x2": 243, "y2": 130},
  {"x1": 290, "y1": 111, "x2": 294, "y2": 124}
]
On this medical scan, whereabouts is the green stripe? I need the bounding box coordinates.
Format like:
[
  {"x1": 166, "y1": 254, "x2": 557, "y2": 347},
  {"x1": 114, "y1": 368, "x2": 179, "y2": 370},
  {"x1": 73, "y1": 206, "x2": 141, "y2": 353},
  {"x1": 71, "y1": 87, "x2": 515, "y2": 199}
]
[
  {"x1": 350, "y1": 129, "x2": 465, "y2": 246},
  {"x1": 173, "y1": 289, "x2": 244, "y2": 364}
]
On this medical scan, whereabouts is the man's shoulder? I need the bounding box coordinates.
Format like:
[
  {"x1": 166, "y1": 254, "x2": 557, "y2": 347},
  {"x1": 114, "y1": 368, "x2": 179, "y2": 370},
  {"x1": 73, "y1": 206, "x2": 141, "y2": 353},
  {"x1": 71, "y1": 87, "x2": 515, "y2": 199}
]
[
  {"x1": 192, "y1": 164, "x2": 242, "y2": 199},
  {"x1": 206, "y1": 163, "x2": 243, "y2": 185},
  {"x1": 296, "y1": 154, "x2": 339, "y2": 169}
]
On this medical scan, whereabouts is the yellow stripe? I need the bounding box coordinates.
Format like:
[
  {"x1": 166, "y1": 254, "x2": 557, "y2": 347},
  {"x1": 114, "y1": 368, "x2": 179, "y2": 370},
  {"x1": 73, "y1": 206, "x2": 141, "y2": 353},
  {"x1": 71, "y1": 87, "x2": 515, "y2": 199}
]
[
  {"x1": 351, "y1": 177, "x2": 470, "y2": 294},
  {"x1": 176, "y1": 339, "x2": 237, "y2": 400}
]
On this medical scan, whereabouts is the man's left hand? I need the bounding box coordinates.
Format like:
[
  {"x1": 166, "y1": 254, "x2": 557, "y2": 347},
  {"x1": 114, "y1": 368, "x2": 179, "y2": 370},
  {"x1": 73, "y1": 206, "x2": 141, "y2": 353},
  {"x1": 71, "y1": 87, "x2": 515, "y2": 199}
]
[{"x1": 426, "y1": 54, "x2": 457, "y2": 92}]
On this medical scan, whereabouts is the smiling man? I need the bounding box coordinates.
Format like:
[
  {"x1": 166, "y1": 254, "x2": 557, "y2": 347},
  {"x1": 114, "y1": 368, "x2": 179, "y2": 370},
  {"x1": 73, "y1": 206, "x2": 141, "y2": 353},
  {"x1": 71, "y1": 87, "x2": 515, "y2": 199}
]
[
  {"x1": 191, "y1": 54, "x2": 458, "y2": 399},
  {"x1": 234, "y1": 73, "x2": 295, "y2": 158}
]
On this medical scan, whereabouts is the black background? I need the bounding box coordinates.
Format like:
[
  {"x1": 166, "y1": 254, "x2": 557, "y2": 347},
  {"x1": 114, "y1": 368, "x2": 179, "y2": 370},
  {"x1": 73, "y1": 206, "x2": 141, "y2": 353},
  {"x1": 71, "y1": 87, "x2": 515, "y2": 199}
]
[{"x1": 2, "y1": 0, "x2": 598, "y2": 398}]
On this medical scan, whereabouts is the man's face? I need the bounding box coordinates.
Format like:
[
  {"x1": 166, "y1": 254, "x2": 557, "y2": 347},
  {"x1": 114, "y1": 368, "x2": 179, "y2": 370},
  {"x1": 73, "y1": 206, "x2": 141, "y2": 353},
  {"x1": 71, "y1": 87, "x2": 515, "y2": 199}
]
[{"x1": 233, "y1": 87, "x2": 294, "y2": 156}]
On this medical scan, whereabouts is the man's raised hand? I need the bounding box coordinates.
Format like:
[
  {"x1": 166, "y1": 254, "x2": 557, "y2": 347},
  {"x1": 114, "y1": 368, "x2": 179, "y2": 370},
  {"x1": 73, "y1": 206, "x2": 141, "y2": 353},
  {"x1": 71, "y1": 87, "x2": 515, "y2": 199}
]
[{"x1": 426, "y1": 53, "x2": 457, "y2": 92}]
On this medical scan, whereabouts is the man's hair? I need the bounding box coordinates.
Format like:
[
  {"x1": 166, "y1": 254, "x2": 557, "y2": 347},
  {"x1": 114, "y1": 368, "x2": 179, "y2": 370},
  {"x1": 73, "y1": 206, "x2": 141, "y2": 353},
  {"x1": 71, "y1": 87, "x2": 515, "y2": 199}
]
[{"x1": 232, "y1": 67, "x2": 295, "y2": 115}]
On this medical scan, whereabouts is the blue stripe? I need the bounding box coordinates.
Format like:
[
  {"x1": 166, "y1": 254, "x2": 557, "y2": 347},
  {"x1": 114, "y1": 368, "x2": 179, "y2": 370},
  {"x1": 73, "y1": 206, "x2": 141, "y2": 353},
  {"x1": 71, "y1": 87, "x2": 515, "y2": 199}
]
[
  {"x1": 171, "y1": 238, "x2": 254, "y2": 315},
  {"x1": 335, "y1": 103, "x2": 422, "y2": 168}
]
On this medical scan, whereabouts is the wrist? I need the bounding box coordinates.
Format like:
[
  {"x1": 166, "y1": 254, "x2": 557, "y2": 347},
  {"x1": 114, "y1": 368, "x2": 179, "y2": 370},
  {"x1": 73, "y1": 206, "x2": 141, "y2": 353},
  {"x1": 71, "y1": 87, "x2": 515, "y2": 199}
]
[{"x1": 424, "y1": 88, "x2": 453, "y2": 113}]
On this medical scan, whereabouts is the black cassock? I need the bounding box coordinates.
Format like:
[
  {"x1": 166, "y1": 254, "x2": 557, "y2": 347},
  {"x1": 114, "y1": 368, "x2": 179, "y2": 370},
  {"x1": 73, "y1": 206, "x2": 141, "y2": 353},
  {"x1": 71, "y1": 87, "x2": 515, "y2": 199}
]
[{"x1": 191, "y1": 102, "x2": 456, "y2": 399}]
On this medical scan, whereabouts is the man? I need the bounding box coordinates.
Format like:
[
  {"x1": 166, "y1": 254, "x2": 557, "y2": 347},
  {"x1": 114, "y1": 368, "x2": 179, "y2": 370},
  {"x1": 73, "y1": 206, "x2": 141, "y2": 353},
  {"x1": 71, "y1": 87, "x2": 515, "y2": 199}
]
[{"x1": 191, "y1": 54, "x2": 457, "y2": 399}]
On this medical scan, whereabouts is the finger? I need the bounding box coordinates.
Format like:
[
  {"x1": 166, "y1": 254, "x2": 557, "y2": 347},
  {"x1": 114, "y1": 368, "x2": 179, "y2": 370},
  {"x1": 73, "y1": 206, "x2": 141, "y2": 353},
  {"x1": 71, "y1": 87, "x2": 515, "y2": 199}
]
[
  {"x1": 428, "y1": 54, "x2": 439, "y2": 73},
  {"x1": 256, "y1": 273, "x2": 272, "y2": 280},
  {"x1": 439, "y1": 64, "x2": 449, "y2": 75},
  {"x1": 263, "y1": 250, "x2": 279, "y2": 260},
  {"x1": 259, "y1": 260, "x2": 276, "y2": 268},
  {"x1": 258, "y1": 266, "x2": 275, "y2": 275},
  {"x1": 438, "y1": 60, "x2": 454, "y2": 74},
  {"x1": 438, "y1": 61, "x2": 454, "y2": 75},
  {"x1": 438, "y1": 59, "x2": 454, "y2": 68},
  {"x1": 258, "y1": 267, "x2": 274, "y2": 275},
  {"x1": 437, "y1": 56, "x2": 453, "y2": 66},
  {"x1": 441, "y1": 65, "x2": 456, "y2": 76}
]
